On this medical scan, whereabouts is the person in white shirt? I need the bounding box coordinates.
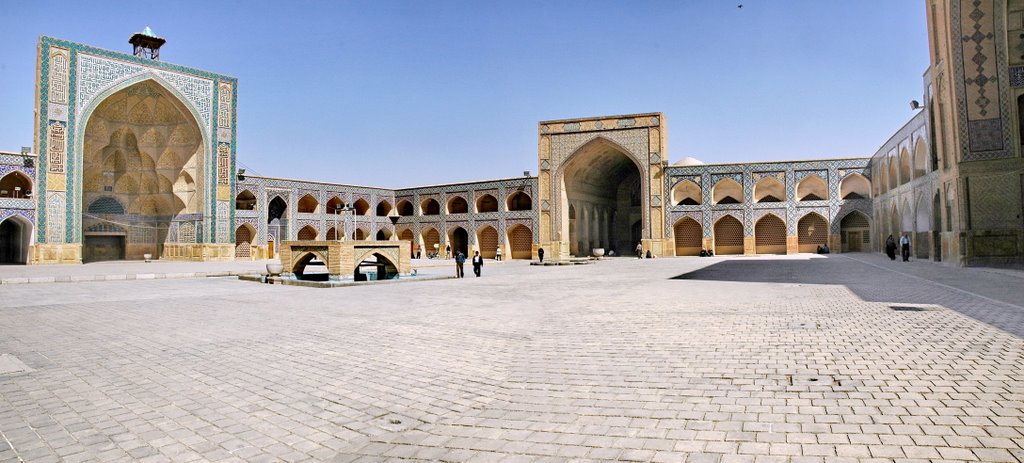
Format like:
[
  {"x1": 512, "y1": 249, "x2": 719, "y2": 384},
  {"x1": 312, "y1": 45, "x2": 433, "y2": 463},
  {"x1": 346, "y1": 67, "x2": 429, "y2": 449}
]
[
  {"x1": 900, "y1": 234, "x2": 911, "y2": 262},
  {"x1": 471, "y1": 251, "x2": 484, "y2": 277}
]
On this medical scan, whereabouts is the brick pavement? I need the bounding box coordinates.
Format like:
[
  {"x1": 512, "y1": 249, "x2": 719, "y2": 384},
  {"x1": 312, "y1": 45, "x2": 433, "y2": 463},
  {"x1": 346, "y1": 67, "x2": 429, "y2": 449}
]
[{"x1": 0, "y1": 254, "x2": 1021, "y2": 462}]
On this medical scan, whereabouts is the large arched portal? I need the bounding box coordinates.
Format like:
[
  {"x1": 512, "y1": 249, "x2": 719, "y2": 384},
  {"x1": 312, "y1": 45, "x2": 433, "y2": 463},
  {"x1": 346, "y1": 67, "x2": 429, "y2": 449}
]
[
  {"x1": 560, "y1": 138, "x2": 642, "y2": 257},
  {"x1": 81, "y1": 79, "x2": 204, "y2": 261}
]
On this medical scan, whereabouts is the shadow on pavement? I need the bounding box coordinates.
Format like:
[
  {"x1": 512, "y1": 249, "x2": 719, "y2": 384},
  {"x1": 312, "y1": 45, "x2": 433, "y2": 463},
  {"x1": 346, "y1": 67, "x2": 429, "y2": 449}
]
[{"x1": 672, "y1": 257, "x2": 1024, "y2": 338}]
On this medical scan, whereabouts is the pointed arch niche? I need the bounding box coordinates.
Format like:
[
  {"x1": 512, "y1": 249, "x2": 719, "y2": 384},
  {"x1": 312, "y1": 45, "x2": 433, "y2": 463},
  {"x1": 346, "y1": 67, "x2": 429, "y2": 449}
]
[{"x1": 80, "y1": 77, "x2": 206, "y2": 261}]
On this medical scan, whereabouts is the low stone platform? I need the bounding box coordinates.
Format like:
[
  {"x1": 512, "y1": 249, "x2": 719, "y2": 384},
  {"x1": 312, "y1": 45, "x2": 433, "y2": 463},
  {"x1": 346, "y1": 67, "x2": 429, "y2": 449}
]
[
  {"x1": 280, "y1": 240, "x2": 412, "y2": 281},
  {"x1": 238, "y1": 273, "x2": 451, "y2": 288}
]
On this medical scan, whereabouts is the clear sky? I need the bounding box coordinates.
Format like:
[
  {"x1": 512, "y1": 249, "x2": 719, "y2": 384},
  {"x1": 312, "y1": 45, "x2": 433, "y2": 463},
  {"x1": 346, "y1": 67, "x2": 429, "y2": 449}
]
[{"x1": 1, "y1": 1, "x2": 929, "y2": 188}]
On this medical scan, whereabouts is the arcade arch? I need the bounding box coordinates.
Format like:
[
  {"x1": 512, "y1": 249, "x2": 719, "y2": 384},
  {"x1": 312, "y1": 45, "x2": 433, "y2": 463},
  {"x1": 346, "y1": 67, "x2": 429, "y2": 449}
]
[
  {"x1": 376, "y1": 200, "x2": 392, "y2": 217},
  {"x1": 797, "y1": 212, "x2": 828, "y2": 252},
  {"x1": 396, "y1": 200, "x2": 414, "y2": 216},
  {"x1": 477, "y1": 225, "x2": 499, "y2": 258},
  {"x1": 326, "y1": 196, "x2": 344, "y2": 215},
  {"x1": 0, "y1": 171, "x2": 32, "y2": 198},
  {"x1": 797, "y1": 175, "x2": 828, "y2": 201},
  {"x1": 234, "y1": 223, "x2": 255, "y2": 258},
  {"x1": 421, "y1": 227, "x2": 440, "y2": 255},
  {"x1": 507, "y1": 191, "x2": 532, "y2": 211},
  {"x1": 754, "y1": 214, "x2": 786, "y2": 254},
  {"x1": 899, "y1": 148, "x2": 911, "y2": 185},
  {"x1": 840, "y1": 173, "x2": 870, "y2": 199},
  {"x1": 673, "y1": 217, "x2": 702, "y2": 256},
  {"x1": 447, "y1": 196, "x2": 468, "y2": 214},
  {"x1": 421, "y1": 198, "x2": 440, "y2": 216},
  {"x1": 267, "y1": 195, "x2": 287, "y2": 256},
  {"x1": 913, "y1": 140, "x2": 928, "y2": 178},
  {"x1": 671, "y1": 180, "x2": 702, "y2": 205},
  {"x1": 888, "y1": 157, "x2": 898, "y2": 190},
  {"x1": 714, "y1": 215, "x2": 744, "y2": 255},
  {"x1": 476, "y1": 194, "x2": 498, "y2": 213},
  {"x1": 449, "y1": 226, "x2": 468, "y2": 256},
  {"x1": 507, "y1": 224, "x2": 533, "y2": 259},
  {"x1": 353, "y1": 198, "x2": 370, "y2": 216},
  {"x1": 901, "y1": 200, "x2": 914, "y2": 232},
  {"x1": 297, "y1": 225, "x2": 317, "y2": 241},
  {"x1": 915, "y1": 195, "x2": 931, "y2": 232},
  {"x1": 753, "y1": 177, "x2": 785, "y2": 203},
  {"x1": 297, "y1": 194, "x2": 318, "y2": 213},
  {"x1": 840, "y1": 211, "x2": 870, "y2": 252},
  {"x1": 712, "y1": 178, "x2": 743, "y2": 204},
  {"x1": 398, "y1": 228, "x2": 415, "y2": 255},
  {"x1": 235, "y1": 190, "x2": 256, "y2": 210}
]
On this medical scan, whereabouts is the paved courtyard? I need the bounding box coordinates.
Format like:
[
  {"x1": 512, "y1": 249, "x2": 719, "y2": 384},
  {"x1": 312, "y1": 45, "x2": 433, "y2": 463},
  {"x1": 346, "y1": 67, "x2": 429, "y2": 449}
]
[{"x1": 0, "y1": 254, "x2": 1022, "y2": 463}]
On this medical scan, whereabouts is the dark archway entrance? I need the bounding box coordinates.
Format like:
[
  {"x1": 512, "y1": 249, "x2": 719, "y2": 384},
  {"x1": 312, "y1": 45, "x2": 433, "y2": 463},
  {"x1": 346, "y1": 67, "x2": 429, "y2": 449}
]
[
  {"x1": 840, "y1": 211, "x2": 870, "y2": 252},
  {"x1": 0, "y1": 217, "x2": 31, "y2": 264},
  {"x1": 449, "y1": 227, "x2": 468, "y2": 257},
  {"x1": 560, "y1": 138, "x2": 642, "y2": 257},
  {"x1": 267, "y1": 196, "x2": 287, "y2": 257}
]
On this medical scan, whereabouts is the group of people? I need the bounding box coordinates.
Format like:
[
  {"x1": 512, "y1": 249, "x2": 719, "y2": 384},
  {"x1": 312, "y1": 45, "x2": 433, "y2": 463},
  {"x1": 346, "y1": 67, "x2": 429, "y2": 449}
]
[
  {"x1": 415, "y1": 243, "x2": 503, "y2": 263},
  {"x1": 885, "y1": 233, "x2": 912, "y2": 262},
  {"x1": 453, "y1": 250, "x2": 486, "y2": 278}
]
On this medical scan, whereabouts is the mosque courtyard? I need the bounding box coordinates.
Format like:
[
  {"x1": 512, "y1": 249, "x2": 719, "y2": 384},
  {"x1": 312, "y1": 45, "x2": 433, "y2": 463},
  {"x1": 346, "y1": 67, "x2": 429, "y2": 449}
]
[{"x1": 0, "y1": 255, "x2": 1022, "y2": 462}]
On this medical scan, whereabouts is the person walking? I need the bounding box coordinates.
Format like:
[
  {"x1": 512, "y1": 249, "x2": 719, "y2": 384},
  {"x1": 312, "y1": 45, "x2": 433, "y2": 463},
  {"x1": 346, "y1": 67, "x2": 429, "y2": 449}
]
[
  {"x1": 885, "y1": 234, "x2": 897, "y2": 261},
  {"x1": 900, "y1": 233, "x2": 911, "y2": 262},
  {"x1": 472, "y1": 251, "x2": 483, "y2": 277},
  {"x1": 635, "y1": 242, "x2": 643, "y2": 259},
  {"x1": 445, "y1": 244, "x2": 452, "y2": 259},
  {"x1": 495, "y1": 247, "x2": 502, "y2": 261},
  {"x1": 455, "y1": 251, "x2": 466, "y2": 278},
  {"x1": 537, "y1": 247, "x2": 544, "y2": 263}
]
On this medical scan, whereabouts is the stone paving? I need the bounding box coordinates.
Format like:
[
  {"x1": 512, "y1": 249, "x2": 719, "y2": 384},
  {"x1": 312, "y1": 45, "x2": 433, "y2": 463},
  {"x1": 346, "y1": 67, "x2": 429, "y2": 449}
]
[{"x1": 0, "y1": 254, "x2": 1022, "y2": 462}]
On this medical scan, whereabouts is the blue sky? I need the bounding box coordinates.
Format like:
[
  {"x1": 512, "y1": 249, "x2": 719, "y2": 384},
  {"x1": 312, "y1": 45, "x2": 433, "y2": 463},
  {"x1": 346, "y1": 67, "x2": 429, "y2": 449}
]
[{"x1": 1, "y1": 1, "x2": 929, "y2": 188}]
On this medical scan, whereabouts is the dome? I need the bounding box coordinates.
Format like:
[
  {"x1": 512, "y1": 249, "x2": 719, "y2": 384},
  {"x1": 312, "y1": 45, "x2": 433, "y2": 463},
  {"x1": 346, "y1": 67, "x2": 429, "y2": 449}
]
[{"x1": 673, "y1": 156, "x2": 705, "y2": 167}]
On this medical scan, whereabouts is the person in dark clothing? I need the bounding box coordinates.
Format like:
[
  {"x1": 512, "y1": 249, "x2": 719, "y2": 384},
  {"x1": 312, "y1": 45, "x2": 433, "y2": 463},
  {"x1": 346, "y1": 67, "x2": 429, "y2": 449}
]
[
  {"x1": 885, "y1": 234, "x2": 897, "y2": 261},
  {"x1": 455, "y1": 251, "x2": 466, "y2": 278},
  {"x1": 471, "y1": 251, "x2": 483, "y2": 277},
  {"x1": 537, "y1": 247, "x2": 544, "y2": 263}
]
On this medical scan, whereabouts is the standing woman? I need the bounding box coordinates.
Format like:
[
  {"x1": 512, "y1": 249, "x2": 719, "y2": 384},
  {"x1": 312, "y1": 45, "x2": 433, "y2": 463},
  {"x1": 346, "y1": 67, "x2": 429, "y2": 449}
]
[{"x1": 885, "y1": 234, "x2": 897, "y2": 261}]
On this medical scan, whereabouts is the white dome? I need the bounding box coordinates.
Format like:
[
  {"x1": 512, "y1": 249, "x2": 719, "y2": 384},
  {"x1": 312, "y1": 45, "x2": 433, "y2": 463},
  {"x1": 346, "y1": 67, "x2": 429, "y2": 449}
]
[{"x1": 673, "y1": 156, "x2": 705, "y2": 167}]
